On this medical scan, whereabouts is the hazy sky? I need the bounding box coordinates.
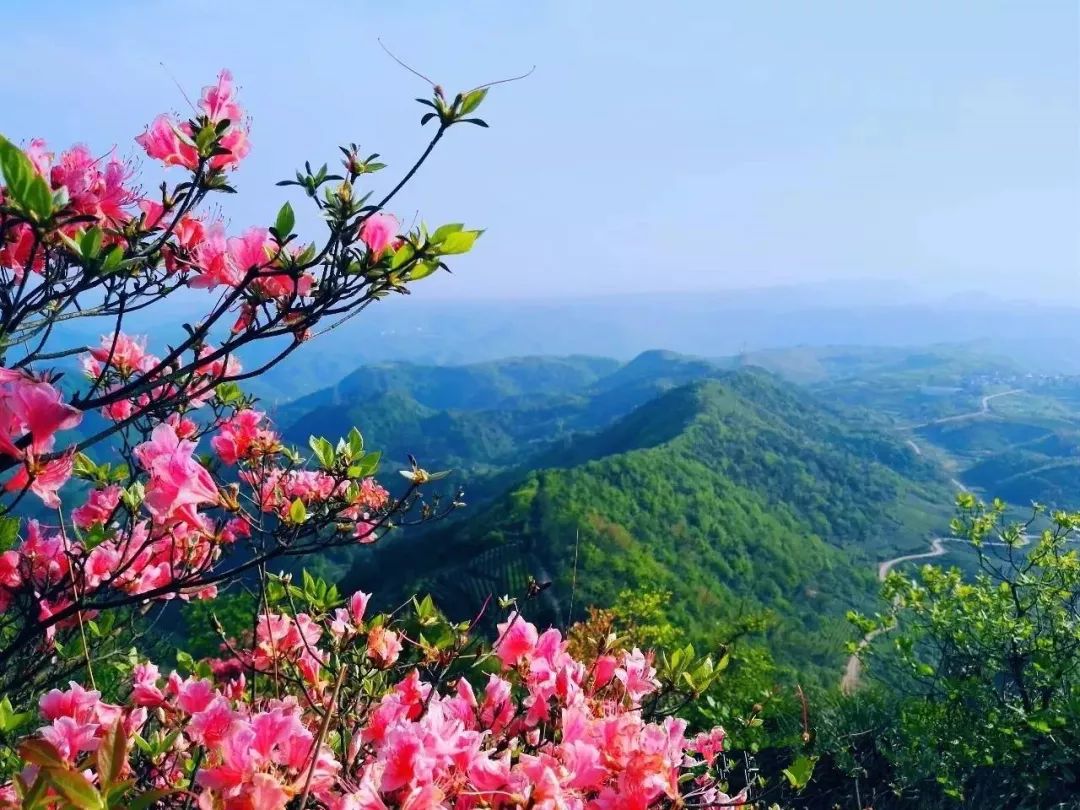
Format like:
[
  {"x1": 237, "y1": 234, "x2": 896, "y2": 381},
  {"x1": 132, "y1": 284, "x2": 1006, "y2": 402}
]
[{"x1": 6, "y1": 1, "x2": 1078, "y2": 301}]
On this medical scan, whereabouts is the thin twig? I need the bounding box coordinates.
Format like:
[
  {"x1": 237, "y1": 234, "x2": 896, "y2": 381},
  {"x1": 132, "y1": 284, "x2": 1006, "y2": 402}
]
[
  {"x1": 567, "y1": 527, "x2": 581, "y2": 626},
  {"x1": 470, "y1": 65, "x2": 536, "y2": 91},
  {"x1": 377, "y1": 39, "x2": 437, "y2": 87},
  {"x1": 296, "y1": 664, "x2": 348, "y2": 808}
]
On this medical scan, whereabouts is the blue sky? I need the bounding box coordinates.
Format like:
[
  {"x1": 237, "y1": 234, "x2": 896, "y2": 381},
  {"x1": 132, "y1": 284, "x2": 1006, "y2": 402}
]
[{"x1": 6, "y1": 1, "x2": 1078, "y2": 301}]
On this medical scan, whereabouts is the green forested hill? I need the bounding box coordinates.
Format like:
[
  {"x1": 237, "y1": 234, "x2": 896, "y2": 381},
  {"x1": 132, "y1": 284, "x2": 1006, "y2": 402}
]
[
  {"x1": 274, "y1": 351, "x2": 750, "y2": 482},
  {"x1": 346, "y1": 372, "x2": 952, "y2": 680}
]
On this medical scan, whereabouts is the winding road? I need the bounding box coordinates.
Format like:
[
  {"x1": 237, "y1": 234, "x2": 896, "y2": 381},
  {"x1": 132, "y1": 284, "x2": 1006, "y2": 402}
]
[
  {"x1": 840, "y1": 389, "x2": 1024, "y2": 694},
  {"x1": 906, "y1": 388, "x2": 1023, "y2": 430},
  {"x1": 840, "y1": 539, "x2": 948, "y2": 694}
]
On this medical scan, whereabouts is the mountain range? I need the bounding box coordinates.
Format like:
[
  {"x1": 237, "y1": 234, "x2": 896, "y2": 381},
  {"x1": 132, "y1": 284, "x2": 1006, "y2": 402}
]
[{"x1": 274, "y1": 350, "x2": 957, "y2": 680}]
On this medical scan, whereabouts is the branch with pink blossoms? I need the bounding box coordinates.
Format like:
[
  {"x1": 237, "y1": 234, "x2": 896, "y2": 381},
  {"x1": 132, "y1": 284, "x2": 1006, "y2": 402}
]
[{"x1": 0, "y1": 70, "x2": 488, "y2": 701}]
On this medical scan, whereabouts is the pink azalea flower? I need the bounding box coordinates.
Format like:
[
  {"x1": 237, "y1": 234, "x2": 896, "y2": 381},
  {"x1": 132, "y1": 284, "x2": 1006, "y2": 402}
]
[
  {"x1": 228, "y1": 227, "x2": 272, "y2": 274},
  {"x1": 213, "y1": 126, "x2": 251, "y2": 170},
  {"x1": 39, "y1": 716, "x2": 100, "y2": 763},
  {"x1": 50, "y1": 145, "x2": 134, "y2": 223},
  {"x1": 89, "y1": 333, "x2": 158, "y2": 376},
  {"x1": 358, "y1": 213, "x2": 398, "y2": 259},
  {"x1": 0, "y1": 549, "x2": 21, "y2": 589},
  {"x1": 189, "y1": 224, "x2": 244, "y2": 289},
  {"x1": 0, "y1": 372, "x2": 83, "y2": 459},
  {"x1": 199, "y1": 70, "x2": 244, "y2": 124},
  {"x1": 494, "y1": 612, "x2": 539, "y2": 668},
  {"x1": 131, "y1": 663, "x2": 165, "y2": 707},
  {"x1": 5, "y1": 450, "x2": 75, "y2": 508},
  {"x1": 614, "y1": 647, "x2": 660, "y2": 703},
  {"x1": 367, "y1": 626, "x2": 403, "y2": 669},
  {"x1": 177, "y1": 677, "x2": 216, "y2": 714},
  {"x1": 211, "y1": 409, "x2": 276, "y2": 465},
  {"x1": 690, "y1": 727, "x2": 727, "y2": 766},
  {"x1": 135, "y1": 115, "x2": 199, "y2": 170},
  {"x1": 39, "y1": 682, "x2": 103, "y2": 723},
  {"x1": 349, "y1": 591, "x2": 371, "y2": 625},
  {"x1": 83, "y1": 542, "x2": 121, "y2": 589},
  {"x1": 247, "y1": 772, "x2": 291, "y2": 810},
  {"x1": 593, "y1": 654, "x2": 618, "y2": 689},
  {"x1": 133, "y1": 424, "x2": 218, "y2": 524},
  {"x1": 71, "y1": 485, "x2": 122, "y2": 530}
]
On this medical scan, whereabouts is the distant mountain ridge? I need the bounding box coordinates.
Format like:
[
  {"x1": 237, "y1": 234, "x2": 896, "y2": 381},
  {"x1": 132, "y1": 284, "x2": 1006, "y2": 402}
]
[{"x1": 207, "y1": 287, "x2": 1080, "y2": 401}]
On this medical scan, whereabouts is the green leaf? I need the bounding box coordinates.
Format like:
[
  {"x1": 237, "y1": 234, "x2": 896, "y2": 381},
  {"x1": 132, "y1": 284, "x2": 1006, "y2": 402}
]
[
  {"x1": 458, "y1": 88, "x2": 488, "y2": 116},
  {"x1": 73, "y1": 452, "x2": 98, "y2": 480},
  {"x1": 215, "y1": 382, "x2": 244, "y2": 405},
  {"x1": 100, "y1": 245, "x2": 124, "y2": 273},
  {"x1": 407, "y1": 260, "x2": 439, "y2": 281},
  {"x1": 347, "y1": 427, "x2": 364, "y2": 457},
  {"x1": 45, "y1": 769, "x2": 104, "y2": 810},
  {"x1": 24, "y1": 175, "x2": 54, "y2": 220},
  {"x1": 0, "y1": 144, "x2": 55, "y2": 219},
  {"x1": 308, "y1": 436, "x2": 335, "y2": 469},
  {"x1": 358, "y1": 450, "x2": 381, "y2": 477},
  {"x1": 430, "y1": 223, "x2": 464, "y2": 245},
  {"x1": 438, "y1": 229, "x2": 482, "y2": 255},
  {"x1": 0, "y1": 516, "x2": 20, "y2": 552},
  {"x1": 782, "y1": 754, "x2": 818, "y2": 790},
  {"x1": 289, "y1": 498, "x2": 308, "y2": 523},
  {"x1": 96, "y1": 719, "x2": 127, "y2": 787},
  {"x1": 175, "y1": 649, "x2": 196, "y2": 675},
  {"x1": 18, "y1": 738, "x2": 67, "y2": 769},
  {"x1": 389, "y1": 242, "x2": 415, "y2": 270},
  {"x1": 80, "y1": 227, "x2": 104, "y2": 259},
  {"x1": 1026, "y1": 717, "x2": 1053, "y2": 733},
  {"x1": 273, "y1": 202, "x2": 295, "y2": 238},
  {"x1": 0, "y1": 694, "x2": 32, "y2": 732}
]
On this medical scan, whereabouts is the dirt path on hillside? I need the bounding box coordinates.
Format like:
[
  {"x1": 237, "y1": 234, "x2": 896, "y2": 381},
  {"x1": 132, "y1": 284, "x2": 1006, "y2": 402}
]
[{"x1": 840, "y1": 538, "x2": 948, "y2": 694}]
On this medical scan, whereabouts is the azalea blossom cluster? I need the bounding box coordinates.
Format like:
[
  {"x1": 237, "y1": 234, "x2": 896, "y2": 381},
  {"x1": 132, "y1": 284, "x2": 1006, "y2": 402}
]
[
  {"x1": 0, "y1": 67, "x2": 480, "y2": 517},
  {"x1": 0, "y1": 369, "x2": 80, "y2": 507},
  {"x1": 0, "y1": 393, "x2": 398, "y2": 695},
  {"x1": 1, "y1": 591, "x2": 748, "y2": 809},
  {"x1": 0, "y1": 69, "x2": 482, "y2": 698}
]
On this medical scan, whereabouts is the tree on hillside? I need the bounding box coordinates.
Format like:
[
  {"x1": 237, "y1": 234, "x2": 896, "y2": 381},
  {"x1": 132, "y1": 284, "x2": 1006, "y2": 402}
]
[{"x1": 846, "y1": 497, "x2": 1080, "y2": 806}]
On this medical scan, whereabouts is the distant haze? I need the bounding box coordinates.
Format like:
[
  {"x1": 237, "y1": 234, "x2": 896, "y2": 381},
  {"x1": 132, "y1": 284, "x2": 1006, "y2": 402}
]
[{"x1": 6, "y1": 1, "x2": 1078, "y2": 302}]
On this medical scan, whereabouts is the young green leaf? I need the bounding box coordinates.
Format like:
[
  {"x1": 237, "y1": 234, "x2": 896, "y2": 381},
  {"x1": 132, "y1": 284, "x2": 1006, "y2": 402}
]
[
  {"x1": 80, "y1": 227, "x2": 104, "y2": 259},
  {"x1": 308, "y1": 436, "x2": 335, "y2": 468},
  {"x1": 274, "y1": 202, "x2": 295, "y2": 237},
  {"x1": 782, "y1": 754, "x2": 818, "y2": 790},
  {"x1": 438, "y1": 229, "x2": 481, "y2": 255},
  {"x1": 458, "y1": 88, "x2": 489, "y2": 116},
  {"x1": 430, "y1": 223, "x2": 464, "y2": 245}
]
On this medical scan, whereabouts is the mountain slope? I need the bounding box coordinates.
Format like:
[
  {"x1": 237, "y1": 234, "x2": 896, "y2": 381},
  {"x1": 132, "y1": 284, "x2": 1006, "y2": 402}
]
[
  {"x1": 274, "y1": 351, "x2": 741, "y2": 483},
  {"x1": 349, "y1": 373, "x2": 952, "y2": 678}
]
